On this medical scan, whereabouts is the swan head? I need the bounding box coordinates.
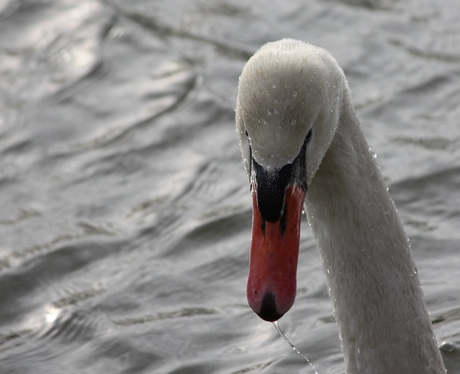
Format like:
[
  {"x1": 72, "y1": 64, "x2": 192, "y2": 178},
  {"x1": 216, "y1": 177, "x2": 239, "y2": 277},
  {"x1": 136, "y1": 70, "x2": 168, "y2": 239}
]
[
  {"x1": 236, "y1": 39, "x2": 347, "y2": 321},
  {"x1": 236, "y1": 39, "x2": 346, "y2": 182}
]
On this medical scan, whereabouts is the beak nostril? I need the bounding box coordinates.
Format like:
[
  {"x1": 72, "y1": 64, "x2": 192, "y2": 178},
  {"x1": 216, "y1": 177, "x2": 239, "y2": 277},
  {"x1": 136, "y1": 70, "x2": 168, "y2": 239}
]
[{"x1": 260, "y1": 217, "x2": 266, "y2": 233}]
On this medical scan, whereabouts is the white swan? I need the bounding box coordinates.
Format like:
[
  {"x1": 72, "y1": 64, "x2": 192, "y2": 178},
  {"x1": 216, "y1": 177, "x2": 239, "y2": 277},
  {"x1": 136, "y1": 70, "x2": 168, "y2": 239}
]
[{"x1": 235, "y1": 39, "x2": 446, "y2": 373}]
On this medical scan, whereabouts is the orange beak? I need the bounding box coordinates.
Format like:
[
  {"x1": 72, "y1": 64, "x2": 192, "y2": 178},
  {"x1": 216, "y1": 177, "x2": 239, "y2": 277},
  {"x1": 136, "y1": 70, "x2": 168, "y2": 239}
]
[{"x1": 247, "y1": 184, "x2": 305, "y2": 321}]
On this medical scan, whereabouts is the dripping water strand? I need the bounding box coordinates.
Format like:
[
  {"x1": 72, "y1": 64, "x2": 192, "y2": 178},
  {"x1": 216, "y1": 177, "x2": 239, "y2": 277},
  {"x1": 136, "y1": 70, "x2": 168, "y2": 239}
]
[{"x1": 273, "y1": 321, "x2": 319, "y2": 374}]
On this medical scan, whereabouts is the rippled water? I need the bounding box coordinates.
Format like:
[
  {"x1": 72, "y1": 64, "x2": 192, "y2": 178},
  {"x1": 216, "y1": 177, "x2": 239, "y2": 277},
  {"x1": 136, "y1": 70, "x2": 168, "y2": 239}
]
[{"x1": 1, "y1": 0, "x2": 460, "y2": 373}]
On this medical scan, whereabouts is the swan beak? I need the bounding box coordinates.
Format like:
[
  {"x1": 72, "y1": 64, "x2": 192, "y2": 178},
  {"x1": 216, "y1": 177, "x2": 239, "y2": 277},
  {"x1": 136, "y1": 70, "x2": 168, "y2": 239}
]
[{"x1": 247, "y1": 184, "x2": 305, "y2": 321}]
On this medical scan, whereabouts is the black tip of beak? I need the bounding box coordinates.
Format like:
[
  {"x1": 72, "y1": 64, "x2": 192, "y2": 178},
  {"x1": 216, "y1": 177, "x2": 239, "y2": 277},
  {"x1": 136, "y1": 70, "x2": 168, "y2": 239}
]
[{"x1": 258, "y1": 292, "x2": 284, "y2": 322}]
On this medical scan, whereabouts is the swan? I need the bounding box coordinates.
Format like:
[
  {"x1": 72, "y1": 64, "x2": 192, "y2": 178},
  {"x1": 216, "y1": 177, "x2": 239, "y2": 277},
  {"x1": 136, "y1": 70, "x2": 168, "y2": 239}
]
[{"x1": 235, "y1": 39, "x2": 446, "y2": 373}]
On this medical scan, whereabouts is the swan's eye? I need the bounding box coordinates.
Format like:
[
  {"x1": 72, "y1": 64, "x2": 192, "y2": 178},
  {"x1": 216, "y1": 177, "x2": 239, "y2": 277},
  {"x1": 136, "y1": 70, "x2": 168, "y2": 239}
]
[
  {"x1": 245, "y1": 130, "x2": 249, "y2": 137},
  {"x1": 306, "y1": 129, "x2": 313, "y2": 143}
]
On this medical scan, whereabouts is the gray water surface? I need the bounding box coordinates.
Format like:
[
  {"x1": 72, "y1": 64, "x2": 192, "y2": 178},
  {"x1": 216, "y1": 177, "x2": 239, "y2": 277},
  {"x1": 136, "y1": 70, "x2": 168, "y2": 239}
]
[{"x1": 1, "y1": 0, "x2": 460, "y2": 373}]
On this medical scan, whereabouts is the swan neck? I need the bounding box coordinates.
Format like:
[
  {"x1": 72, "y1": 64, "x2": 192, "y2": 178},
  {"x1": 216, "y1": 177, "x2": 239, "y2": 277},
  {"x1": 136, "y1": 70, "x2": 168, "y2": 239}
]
[{"x1": 305, "y1": 100, "x2": 446, "y2": 373}]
